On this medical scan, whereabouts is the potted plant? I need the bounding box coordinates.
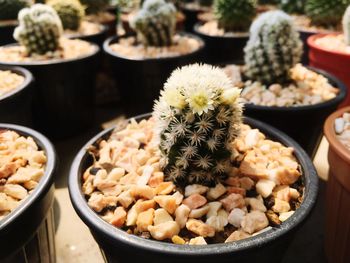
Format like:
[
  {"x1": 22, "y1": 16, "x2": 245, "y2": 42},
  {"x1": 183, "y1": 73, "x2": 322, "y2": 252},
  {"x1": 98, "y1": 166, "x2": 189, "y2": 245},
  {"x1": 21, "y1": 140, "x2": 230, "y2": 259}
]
[
  {"x1": 193, "y1": 0, "x2": 256, "y2": 64},
  {"x1": 0, "y1": 124, "x2": 57, "y2": 262},
  {"x1": 323, "y1": 106, "x2": 350, "y2": 263},
  {"x1": 0, "y1": 0, "x2": 31, "y2": 46},
  {"x1": 0, "y1": 4, "x2": 100, "y2": 139},
  {"x1": 179, "y1": 0, "x2": 213, "y2": 33},
  {"x1": 308, "y1": 6, "x2": 350, "y2": 106},
  {"x1": 69, "y1": 63, "x2": 318, "y2": 263},
  {"x1": 223, "y1": 10, "x2": 346, "y2": 157},
  {"x1": 103, "y1": 0, "x2": 204, "y2": 115}
]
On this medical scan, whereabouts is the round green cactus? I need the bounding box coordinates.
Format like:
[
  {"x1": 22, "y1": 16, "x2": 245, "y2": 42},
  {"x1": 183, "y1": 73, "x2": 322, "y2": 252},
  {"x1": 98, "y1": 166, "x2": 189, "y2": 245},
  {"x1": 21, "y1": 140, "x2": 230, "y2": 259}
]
[
  {"x1": 153, "y1": 64, "x2": 243, "y2": 186},
  {"x1": 280, "y1": 0, "x2": 305, "y2": 14},
  {"x1": 305, "y1": 0, "x2": 350, "y2": 27},
  {"x1": 130, "y1": 0, "x2": 176, "y2": 47},
  {"x1": 214, "y1": 0, "x2": 257, "y2": 32},
  {"x1": 80, "y1": 0, "x2": 109, "y2": 14},
  {"x1": 48, "y1": 0, "x2": 85, "y2": 30},
  {"x1": 244, "y1": 10, "x2": 303, "y2": 85},
  {"x1": 0, "y1": 0, "x2": 31, "y2": 21},
  {"x1": 13, "y1": 4, "x2": 63, "y2": 55},
  {"x1": 343, "y1": 5, "x2": 350, "y2": 45}
]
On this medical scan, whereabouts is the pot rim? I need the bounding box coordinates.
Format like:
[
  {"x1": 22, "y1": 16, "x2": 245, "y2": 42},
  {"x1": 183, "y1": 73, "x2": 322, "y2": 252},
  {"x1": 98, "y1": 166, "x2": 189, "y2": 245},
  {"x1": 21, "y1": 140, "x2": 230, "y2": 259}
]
[
  {"x1": 243, "y1": 66, "x2": 347, "y2": 112},
  {"x1": 0, "y1": 65, "x2": 33, "y2": 102},
  {"x1": 103, "y1": 32, "x2": 205, "y2": 62},
  {"x1": 0, "y1": 124, "x2": 56, "y2": 231},
  {"x1": 307, "y1": 33, "x2": 350, "y2": 58},
  {"x1": 324, "y1": 106, "x2": 350, "y2": 163},
  {"x1": 193, "y1": 22, "x2": 250, "y2": 39},
  {"x1": 69, "y1": 114, "x2": 318, "y2": 257},
  {"x1": 65, "y1": 22, "x2": 108, "y2": 40},
  {"x1": 0, "y1": 40, "x2": 100, "y2": 66}
]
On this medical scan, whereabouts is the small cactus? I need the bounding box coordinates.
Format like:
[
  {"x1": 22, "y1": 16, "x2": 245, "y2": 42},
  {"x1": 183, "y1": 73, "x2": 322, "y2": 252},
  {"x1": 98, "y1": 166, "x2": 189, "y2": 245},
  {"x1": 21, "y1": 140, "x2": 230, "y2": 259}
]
[
  {"x1": 48, "y1": 0, "x2": 85, "y2": 30},
  {"x1": 153, "y1": 64, "x2": 243, "y2": 187},
  {"x1": 13, "y1": 4, "x2": 63, "y2": 55},
  {"x1": 130, "y1": 0, "x2": 177, "y2": 47},
  {"x1": 244, "y1": 10, "x2": 303, "y2": 85},
  {"x1": 280, "y1": 0, "x2": 305, "y2": 14},
  {"x1": 343, "y1": 5, "x2": 350, "y2": 45},
  {"x1": 305, "y1": 0, "x2": 350, "y2": 27},
  {"x1": 214, "y1": 0, "x2": 257, "y2": 32},
  {"x1": 80, "y1": 0, "x2": 109, "y2": 15},
  {"x1": 0, "y1": 0, "x2": 31, "y2": 21}
]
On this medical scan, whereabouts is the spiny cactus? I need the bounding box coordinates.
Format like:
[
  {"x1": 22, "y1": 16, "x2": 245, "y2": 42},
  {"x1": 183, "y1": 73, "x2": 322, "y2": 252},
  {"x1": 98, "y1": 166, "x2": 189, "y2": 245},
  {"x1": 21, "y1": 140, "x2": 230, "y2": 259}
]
[
  {"x1": 343, "y1": 5, "x2": 350, "y2": 45},
  {"x1": 153, "y1": 64, "x2": 243, "y2": 187},
  {"x1": 130, "y1": 0, "x2": 176, "y2": 47},
  {"x1": 280, "y1": 0, "x2": 305, "y2": 14},
  {"x1": 244, "y1": 10, "x2": 302, "y2": 85},
  {"x1": 13, "y1": 4, "x2": 63, "y2": 55},
  {"x1": 48, "y1": 0, "x2": 85, "y2": 30},
  {"x1": 80, "y1": 0, "x2": 109, "y2": 14},
  {"x1": 0, "y1": 0, "x2": 31, "y2": 21},
  {"x1": 214, "y1": 0, "x2": 257, "y2": 32},
  {"x1": 305, "y1": 0, "x2": 350, "y2": 27}
]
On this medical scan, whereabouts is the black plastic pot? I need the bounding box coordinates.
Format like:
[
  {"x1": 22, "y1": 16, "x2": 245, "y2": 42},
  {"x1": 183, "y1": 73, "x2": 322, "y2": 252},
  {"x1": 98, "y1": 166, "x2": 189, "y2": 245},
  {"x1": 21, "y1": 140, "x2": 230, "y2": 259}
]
[
  {"x1": 69, "y1": 114, "x2": 318, "y2": 263},
  {"x1": 0, "y1": 21, "x2": 17, "y2": 46},
  {"x1": 299, "y1": 29, "x2": 317, "y2": 65},
  {"x1": 103, "y1": 34, "x2": 205, "y2": 116},
  {"x1": 0, "y1": 43, "x2": 100, "y2": 139},
  {"x1": 180, "y1": 3, "x2": 209, "y2": 33},
  {"x1": 0, "y1": 124, "x2": 57, "y2": 263},
  {"x1": 66, "y1": 24, "x2": 108, "y2": 48},
  {"x1": 244, "y1": 67, "x2": 347, "y2": 158},
  {"x1": 193, "y1": 22, "x2": 249, "y2": 65},
  {"x1": 0, "y1": 65, "x2": 33, "y2": 126}
]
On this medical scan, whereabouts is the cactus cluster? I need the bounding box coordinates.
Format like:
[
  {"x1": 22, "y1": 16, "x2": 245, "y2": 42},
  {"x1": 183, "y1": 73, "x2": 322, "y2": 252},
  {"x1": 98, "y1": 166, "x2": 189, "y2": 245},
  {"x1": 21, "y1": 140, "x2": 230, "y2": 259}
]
[
  {"x1": 280, "y1": 0, "x2": 305, "y2": 14},
  {"x1": 130, "y1": 0, "x2": 177, "y2": 47},
  {"x1": 244, "y1": 10, "x2": 303, "y2": 85},
  {"x1": 80, "y1": 0, "x2": 109, "y2": 14},
  {"x1": 343, "y1": 5, "x2": 350, "y2": 45},
  {"x1": 0, "y1": 0, "x2": 31, "y2": 21},
  {"x1": 305, "y1": 0, "x2": 350, "y2": 27},
  {"x1": 214, "y1": 0, "x2": 257, "y2": 32},
  {"x1": 48, "y1": 0, "x2": 85, "y2": 30},
  {"x1": 13, "y1": 4, "x2": 63, "y2": 55},
  {"x1": 153, "y1": 64, "x2": 243, "y2": 187}
]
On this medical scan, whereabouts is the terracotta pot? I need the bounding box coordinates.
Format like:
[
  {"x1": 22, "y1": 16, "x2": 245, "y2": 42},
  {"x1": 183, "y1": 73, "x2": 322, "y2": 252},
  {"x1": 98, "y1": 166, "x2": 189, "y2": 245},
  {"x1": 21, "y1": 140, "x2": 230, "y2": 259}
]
[
  {"x1": 324, "y1": 106, "x2": 350, "y2": 263},
  {"x1": 308, "y1": 33, "x2": 350, "y2": 107}
]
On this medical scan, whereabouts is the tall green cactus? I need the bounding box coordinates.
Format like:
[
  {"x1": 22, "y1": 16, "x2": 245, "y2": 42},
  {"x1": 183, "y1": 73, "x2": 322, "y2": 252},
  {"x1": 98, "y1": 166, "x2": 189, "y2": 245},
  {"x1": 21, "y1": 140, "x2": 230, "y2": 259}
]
[
  {"x1": 244, "y1": 10, "x2": 303, "y2": 85},
  {"x1": 0, "y1": 0, "x2": 30, "y2": 21},
  {"x1": 130, "y1": 0, "x2": 176, "y2": 47},
  {"x1": 80, "y1": 0, "x2": 109, "y2": 14},
  {"x1": 280, "y1": 0, "x2": 305, "y2": 14},
  {"x1": 214, "y1": 0, "x2": 257, "y2": 32},
  {"x1": 13, "y1": 4, "x2": 63, "y2": 55},
  {"x1": 48, "y1": 0, "x2": 85, "y2": 30},
  {"x1": 343, "y1": 5, "x2": 350, "y2": 45},
  {"x1": 153, "y1": 64, "x2": 243, "y2": 186},
  {"x1": 305, "y1": 0, "x2": 350, "y2": 27}
]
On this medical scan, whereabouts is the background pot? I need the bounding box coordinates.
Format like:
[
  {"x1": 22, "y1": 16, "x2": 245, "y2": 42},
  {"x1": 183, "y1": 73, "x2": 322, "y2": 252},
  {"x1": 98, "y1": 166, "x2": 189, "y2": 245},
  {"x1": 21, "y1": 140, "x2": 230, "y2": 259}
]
[
  {"x1": 0, "y1": 65, "x2": 33, "y2": 126},
  {"x1": 180, "y1": 3, "x2": 209, "y2": 33},
  {"x1": 324, "y1": 106, "x2": 350, "y2": 263},
  {"x1": 0, "y1": 124, "x2": 57, "y2": 263},
  {"x1": 298, "y1": 29, "x2": 317, "y2": 65},
  {"x1": 308, "y1": 33, "x2": 350, "y2": 107},
  {"x1": 0, "y1": 43, "x2": 100, "y2": 139},
  {"x1": 66, "y1": 24, "x2": 108, "y2": 48},
  {"x1": 243, "y1": 67, "x2": 346, "y2": 158},
  {"x1": 103, "y1": 34, "x2": 205, "y2": 116},
  {"x1": 193, "y1": 22, "x2": 248, "y2": 65},
  {"x1": 0, "y1": 21, "x2": 17, "y2": 46},
  {"x1": 69, "y1": 114, "x2": 318, "y2": 263}
]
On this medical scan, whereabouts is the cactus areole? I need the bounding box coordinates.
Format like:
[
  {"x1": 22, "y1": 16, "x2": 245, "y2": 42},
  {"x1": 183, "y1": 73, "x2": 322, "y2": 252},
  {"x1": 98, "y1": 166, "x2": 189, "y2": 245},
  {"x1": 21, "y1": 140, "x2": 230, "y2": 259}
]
[{"x1": 153, "y1": 64, "x2": 243, "y2": 187}]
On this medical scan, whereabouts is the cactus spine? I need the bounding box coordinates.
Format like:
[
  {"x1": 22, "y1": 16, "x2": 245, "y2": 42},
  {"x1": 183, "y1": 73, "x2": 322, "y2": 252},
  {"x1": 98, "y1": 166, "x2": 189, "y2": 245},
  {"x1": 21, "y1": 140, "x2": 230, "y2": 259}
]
[
  {"x1": 344, "y1": 5, "x2": 350, "y2": 45},
  {"x1": 13, "y1": 4, "x2": 63, "y2": 55},
  {"x1": 280, "y1": 0, "x2": 305, "y2": 14},
  {"x1": 48, "y1": 0, "x2": 85, "y2": 30},
  {"x1": 0, "y1": 0, "x2": 30, "y2": 21},
  {"x1": 79, "y1": 0, "x2": 109, "y2": 15},
  {"x1": 130, "y1": 0, "x2": 176, "y2": 47},
  {"x1": 244, "y1": 10, "x2": 302, "y2": 85},
  {"x1": 214, "y1": 0, "x2": 257, "y2": 32},
  {"x1": 153, "y1": 64, "x2": 243, "y2": 186}
]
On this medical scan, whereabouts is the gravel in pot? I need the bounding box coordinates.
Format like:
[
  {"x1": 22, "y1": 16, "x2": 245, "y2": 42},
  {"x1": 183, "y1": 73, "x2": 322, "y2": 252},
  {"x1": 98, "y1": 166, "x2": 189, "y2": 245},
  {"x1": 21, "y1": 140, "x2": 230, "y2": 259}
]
[
  {"x1": 0, "y1": 65, "x2": 33, "y2": 126},
  {"x1": 69, "y1": 64, "x2": 318, "y2": 263},
  {"x1": 0, "y1": 4, "x2": 100, "y2": 139},
  {"x1": 0, "y1": 124, "x2": 57, "y2": 263}
]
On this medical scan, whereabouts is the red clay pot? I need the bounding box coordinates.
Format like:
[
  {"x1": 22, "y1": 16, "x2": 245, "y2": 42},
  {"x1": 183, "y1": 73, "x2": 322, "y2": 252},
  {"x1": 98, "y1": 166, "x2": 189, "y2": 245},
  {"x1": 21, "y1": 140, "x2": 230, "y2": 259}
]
[
  {"x1": 324, "y1": 106, "x2": 350, "y2": 263},
  {"x1": 308, "y1": 33, "x2": 350, "y2": 107}
]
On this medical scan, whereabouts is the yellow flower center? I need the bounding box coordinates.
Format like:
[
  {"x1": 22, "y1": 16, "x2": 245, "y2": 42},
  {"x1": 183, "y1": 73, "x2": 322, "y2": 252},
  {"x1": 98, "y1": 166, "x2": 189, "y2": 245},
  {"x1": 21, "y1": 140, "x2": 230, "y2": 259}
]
[{"x1": 192, "y1": 94, "x2": 208, "y2": 108}]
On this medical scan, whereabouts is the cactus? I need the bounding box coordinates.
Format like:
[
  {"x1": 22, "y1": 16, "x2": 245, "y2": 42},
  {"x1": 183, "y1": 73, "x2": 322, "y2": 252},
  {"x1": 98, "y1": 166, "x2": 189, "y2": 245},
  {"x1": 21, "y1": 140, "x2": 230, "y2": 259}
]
[
  {"x1": 305, "y1": 0, "x2": 350, "y2": 27},
  {"x1": 48, "y1": 0, "x2": 85, "y2": 30},
  {"x1": 0, "y1": 0, "x2": 31, "y2": 21},
  {"x1": 80, "y1": 0, "x2": 109, "y2": 14},
  {"x1": 244, "y1": 10, "x2": 302, "y2": 85},
  {"x1": 130, "y1": 0, "x2": 176, "y2": 47},
  {"x1": 343, "y1": 5, "x2": 350, "y2": 45},
  {"x1": 13, "y1": 4, "x2": 63, "y2": 55},
  {"x1": 153, "y1": 64, "x2": 243, "y2": 186},
  {"x1": 214, "y1": 0, "x2": 257, "y2": 32},
  {"x1": 280, "y1": 0, "x2": 305, "y2": 14}
]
